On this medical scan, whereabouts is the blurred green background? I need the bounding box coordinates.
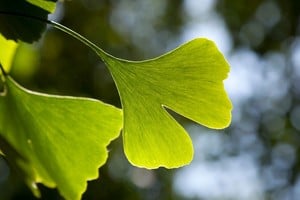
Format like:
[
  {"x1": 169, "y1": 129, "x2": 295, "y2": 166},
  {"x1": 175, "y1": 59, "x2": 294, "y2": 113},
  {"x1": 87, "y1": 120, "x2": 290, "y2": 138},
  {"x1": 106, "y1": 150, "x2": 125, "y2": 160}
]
[{"x1": 1, "y1": 0, "x2": 300, "y2": 199}]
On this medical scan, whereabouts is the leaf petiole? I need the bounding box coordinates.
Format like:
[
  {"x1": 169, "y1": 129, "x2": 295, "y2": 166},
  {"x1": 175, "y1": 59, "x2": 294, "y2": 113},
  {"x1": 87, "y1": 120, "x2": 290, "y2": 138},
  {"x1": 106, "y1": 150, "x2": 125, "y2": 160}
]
[
  {"x1": 48, "y1": 21, "x2": 112, "y2": 60},
  {"x1": 0, "y1": 64, "x2": 7, "y2": 96},
  {"x1": 0, "y1": 11, "x2": 113, "y2": 62}
]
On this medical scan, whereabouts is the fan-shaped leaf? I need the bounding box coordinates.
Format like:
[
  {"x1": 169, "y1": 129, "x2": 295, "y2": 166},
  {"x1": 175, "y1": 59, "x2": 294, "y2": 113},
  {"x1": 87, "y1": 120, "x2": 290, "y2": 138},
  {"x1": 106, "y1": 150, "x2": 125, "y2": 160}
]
[
  {"x1": 99, "y1": 38, "x2": 232, "y2": 168},
  {"x1": 0, "y1": 76, "x2": 122, "y2": 200}
]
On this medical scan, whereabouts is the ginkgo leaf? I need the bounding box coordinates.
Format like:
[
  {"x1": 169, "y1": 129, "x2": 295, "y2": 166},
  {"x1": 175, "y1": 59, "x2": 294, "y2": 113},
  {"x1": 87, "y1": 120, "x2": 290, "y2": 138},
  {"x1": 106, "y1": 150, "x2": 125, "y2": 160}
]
[
  {"x1": 98, "y1": 38, "x2": 232, "y2": 169},
  {"x1": 0, "y1": 0, "x2": 57, "y2": 43},
  {"x1": 0, "y1": 76, "x2": 122, "y2": 200}
]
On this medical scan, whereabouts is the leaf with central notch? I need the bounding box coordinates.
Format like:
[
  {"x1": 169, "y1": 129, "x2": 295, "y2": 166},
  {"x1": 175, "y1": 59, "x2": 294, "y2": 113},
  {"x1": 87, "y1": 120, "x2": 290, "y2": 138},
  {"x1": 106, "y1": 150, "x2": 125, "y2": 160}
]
[{"x1": 99, "y1": 38, "x2": 232, "y2": 169}]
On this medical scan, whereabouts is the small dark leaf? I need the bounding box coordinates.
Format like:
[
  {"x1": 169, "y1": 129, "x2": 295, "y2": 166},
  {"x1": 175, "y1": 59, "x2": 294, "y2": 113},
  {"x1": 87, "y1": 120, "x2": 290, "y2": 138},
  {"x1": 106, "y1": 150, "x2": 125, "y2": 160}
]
[{"x1": 0, "y1": 0, "x2": 57, "y2": 43}]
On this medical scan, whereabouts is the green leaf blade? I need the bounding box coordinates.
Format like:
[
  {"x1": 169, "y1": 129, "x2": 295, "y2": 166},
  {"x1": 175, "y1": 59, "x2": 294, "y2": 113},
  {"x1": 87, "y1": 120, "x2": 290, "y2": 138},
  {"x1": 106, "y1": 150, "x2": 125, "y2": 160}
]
[
  {"x1": 0, "y1": 77, "x2": 122, "y2": 200},
  {"x1": 152, "y1": 38, "x2": 232, "y2": 128},
  {"x1": 26, "y1": 0, "x2": 57, "y2": 13},
  {"x1": 0, "y1": 34, "x2": 18, "y2": 72},
  {"x1": 123, "y1": 103, "x2": 193, "y2": 168},
  {"x1": 101, "y1": 38, "x2": 232, "y2": 169}
]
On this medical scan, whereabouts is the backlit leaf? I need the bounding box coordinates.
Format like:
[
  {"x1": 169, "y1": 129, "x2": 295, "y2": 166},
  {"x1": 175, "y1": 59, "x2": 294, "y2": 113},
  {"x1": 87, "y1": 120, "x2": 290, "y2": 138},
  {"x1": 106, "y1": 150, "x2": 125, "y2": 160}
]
[
  {"x1": 99, "y1": 38, "x2": 232, "y2": 168},
  {"x1": 0, "y1": 76, "x2": 122, "y2": 200},
  {"x1": 0, "y1": 34, "x2": 18, "y2": 72}
]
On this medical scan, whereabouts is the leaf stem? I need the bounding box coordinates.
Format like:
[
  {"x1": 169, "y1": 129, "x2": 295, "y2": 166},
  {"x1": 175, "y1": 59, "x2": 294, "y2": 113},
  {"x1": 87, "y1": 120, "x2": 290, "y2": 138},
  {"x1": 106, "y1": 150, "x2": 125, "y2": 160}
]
[
  {"x1": 0, "y1": 11, "x2": 112, "y2": 60},
  {"x1": 48, "y1": 21, "x2": 110, "y2": 59},
  {"x1": 0, "y1": 64, "x2": 7, "y2": 96},
  {"x1": 0, "y1": 64, "x2": 7, "y2": 77}
]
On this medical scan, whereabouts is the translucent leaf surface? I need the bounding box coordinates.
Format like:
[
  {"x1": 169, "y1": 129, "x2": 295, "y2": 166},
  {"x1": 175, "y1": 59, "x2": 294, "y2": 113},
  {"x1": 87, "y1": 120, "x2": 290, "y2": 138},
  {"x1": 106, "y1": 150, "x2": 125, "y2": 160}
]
[
  {"x1": 0, "y1": 76, "x2": 122, "y2": 200},
  {"x1": 99, "y1": 38, "x2": 232, "y2": 168},
  {"x1": 0, "y1": 0, "x2": 57, "y2": 43},
  {"x1": 27, "y1": 0, "x2": 57, "y2": 13},
  {"x1": 0, "y1": 34, "x2": 18, "y2": 72}
]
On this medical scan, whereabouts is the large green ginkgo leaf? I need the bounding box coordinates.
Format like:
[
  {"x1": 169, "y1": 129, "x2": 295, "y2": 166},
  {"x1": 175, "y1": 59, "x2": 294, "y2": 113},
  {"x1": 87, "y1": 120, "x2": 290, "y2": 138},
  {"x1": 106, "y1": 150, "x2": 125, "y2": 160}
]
[
  {"x1": 98, "y1": 38, "x2": 232, "y2": 169},
  {"x1": 0, "y1": 76, "x2": 122, "y2": 200}
]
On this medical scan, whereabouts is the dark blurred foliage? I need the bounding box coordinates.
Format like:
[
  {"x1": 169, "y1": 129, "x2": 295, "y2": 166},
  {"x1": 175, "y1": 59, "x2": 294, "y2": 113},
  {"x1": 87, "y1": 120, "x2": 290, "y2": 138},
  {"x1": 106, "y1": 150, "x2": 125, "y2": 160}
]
[
  {"x1": 217, "y1": 0, "x2": 300, "y2": 52},
  {"x1": 217, "y1": 0, "x2": 300, "y2": 199},
  {"x1": 1, "y1": 0, "x2": 300, "y2": 199}
]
